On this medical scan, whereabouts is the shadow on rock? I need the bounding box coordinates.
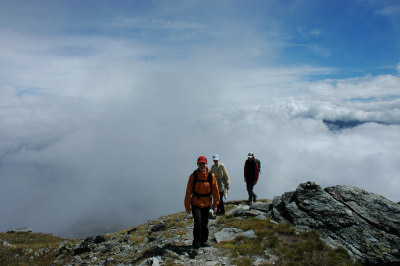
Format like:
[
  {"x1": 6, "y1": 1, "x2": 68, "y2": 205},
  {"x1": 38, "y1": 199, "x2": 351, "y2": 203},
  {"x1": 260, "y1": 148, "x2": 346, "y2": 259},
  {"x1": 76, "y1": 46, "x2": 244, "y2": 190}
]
[{"x1": 132, "y1": 243, "x2": 198, "y2": 264}]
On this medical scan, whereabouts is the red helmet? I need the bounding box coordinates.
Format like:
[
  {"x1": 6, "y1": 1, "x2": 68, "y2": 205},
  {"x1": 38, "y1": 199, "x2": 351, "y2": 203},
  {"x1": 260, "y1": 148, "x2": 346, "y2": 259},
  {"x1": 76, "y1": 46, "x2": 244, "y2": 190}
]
[{"x1": 197, "y1": 156, "x2": 207, "y2": 164}]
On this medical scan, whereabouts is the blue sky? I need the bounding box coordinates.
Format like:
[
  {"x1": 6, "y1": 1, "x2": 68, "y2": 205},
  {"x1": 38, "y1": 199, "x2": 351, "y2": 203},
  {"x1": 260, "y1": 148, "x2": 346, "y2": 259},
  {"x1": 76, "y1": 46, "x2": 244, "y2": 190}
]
[
  {"x1": 2, "y1": 1, "x2": 400, "y2": 80},
  {"x1": 0, "y1": 0, "x2": 399, "y2": 237}
]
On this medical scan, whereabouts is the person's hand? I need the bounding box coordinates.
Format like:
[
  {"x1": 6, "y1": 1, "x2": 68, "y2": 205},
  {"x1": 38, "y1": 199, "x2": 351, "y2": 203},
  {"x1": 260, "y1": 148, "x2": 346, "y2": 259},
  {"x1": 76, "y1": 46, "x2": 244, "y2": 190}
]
[
  {"x1": 213, "y1": 208, "x2": 217, "y2": 214},
  {"x1": 226, "y1": 185, "x2": 230, "y2": 190}
]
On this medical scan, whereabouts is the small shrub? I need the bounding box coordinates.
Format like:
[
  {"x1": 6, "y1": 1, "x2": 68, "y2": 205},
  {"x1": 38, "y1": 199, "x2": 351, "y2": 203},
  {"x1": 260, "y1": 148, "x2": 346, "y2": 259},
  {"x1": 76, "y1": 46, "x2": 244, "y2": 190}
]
[
  {"x1": 232, "y1": 256, "x2": 253, "y2": 266},
  {"x1": 272, "y1": 222, "x2": 295, "y2": 235}
]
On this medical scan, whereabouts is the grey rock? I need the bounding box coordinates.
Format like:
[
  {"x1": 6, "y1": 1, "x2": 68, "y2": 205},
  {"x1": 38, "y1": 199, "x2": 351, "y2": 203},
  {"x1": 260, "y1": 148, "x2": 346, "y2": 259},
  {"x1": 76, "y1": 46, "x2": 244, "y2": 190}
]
[
  {"x1": 255, "y1": 214, "x2": 267, "y2": 220},
  {"x1": 245, "y1": 209, "x2": 266, "y2": 217},
  {"x1": 241, "y1": 230, "x2": 256, "y2": 239},
  {"x1": 7, "y1": 227, "x2": 33, "y2": 233},
  {"x1": 226, "y1": 205, "x2": 250, "y2": 217},
  {"x1": 250, "y1": 201, "x2": 271, "y2": 212},
  {"x1": 73, "y1": 236, "x2": 99, "y2": 255},
  {"x1": 271, "y1": 206, "x2": 286, "y2": 223},
  {"x1": 226, "y1": 204, "x2": 268, "y2": 219},
  {"x1": 0, "y1": 238, "x2": 15, "y2": 248},
  {"x1": 324, "y1": 185, "x2": 400, "y2": 237},
  {"x1": 214, "y1": 228, "x2": 243, "y2": 243},
  {"x1": 139, "y1": 256, "x2": 160, "y2": 266},
  {"x1": 271, "y1": 181, "x2": 400, "y2": 264},
  {"x1": 214, "y1": 228, "x2": 256, "y2": 243}
]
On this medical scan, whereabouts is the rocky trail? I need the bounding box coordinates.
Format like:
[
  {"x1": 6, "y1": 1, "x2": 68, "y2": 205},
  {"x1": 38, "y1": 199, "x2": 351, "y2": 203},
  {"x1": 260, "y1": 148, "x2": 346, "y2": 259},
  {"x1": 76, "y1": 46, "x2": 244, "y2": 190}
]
[
  {"x1": 57, "y1": 201, "x2": 275, "y2": 265},
  {"x1": 2, "y1": 182, "x2": 399, "y2": 265}
]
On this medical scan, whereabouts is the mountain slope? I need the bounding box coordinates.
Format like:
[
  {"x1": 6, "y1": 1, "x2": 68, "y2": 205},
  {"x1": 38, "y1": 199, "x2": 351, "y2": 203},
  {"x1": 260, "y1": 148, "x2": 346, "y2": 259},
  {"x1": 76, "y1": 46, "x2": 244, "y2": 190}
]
[{"x1": 1, "y1": 182, "x2": 399, "y2": 265}]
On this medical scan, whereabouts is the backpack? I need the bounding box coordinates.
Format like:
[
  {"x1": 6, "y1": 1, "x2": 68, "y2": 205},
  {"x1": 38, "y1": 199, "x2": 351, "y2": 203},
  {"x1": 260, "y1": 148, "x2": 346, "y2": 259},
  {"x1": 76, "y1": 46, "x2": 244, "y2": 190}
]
[
  {"x1": 192, "y1": 170, "x2": 213, "y2": 199},
  {"x1": 255, "y1": 159, "x2": 261, "y2": 174}
]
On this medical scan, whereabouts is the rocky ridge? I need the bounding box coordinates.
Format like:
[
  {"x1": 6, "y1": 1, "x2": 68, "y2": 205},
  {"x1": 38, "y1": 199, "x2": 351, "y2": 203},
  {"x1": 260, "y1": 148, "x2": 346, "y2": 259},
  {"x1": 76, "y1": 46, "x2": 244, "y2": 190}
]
[
  {"x1": 271, "y1": 181, "x2": 400, "y2": 264},
  {"x1": 1, "y1": 181, "x2": 399, "y2": 265},
  {"x1": 53, "y1": 203, "x2": 275, "y2": 265}
]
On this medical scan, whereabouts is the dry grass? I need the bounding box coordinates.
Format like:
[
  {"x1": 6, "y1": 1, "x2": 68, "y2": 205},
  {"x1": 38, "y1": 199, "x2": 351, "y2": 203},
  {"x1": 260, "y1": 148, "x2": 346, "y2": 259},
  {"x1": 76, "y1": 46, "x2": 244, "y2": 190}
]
[
  {"x1": 0, "y1": 202, "x2": 363, "y2": 265},
  {"x1": 0, "y1": 232, "x2": 75, "y2": 265},
  {"x1": 215, "y1": 206, "x2": 361, "y2": 266}
]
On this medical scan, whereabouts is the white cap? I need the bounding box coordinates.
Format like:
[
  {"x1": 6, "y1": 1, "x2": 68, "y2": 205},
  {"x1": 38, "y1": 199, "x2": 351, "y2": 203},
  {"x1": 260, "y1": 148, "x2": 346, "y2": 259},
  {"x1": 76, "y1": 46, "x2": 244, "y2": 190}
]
[
  {"x1": 248, "y1": 152, "x2": 254, "y2": 158},
  {"x1": 212, "y1": 154, "x2": 219, "y2": 160}
]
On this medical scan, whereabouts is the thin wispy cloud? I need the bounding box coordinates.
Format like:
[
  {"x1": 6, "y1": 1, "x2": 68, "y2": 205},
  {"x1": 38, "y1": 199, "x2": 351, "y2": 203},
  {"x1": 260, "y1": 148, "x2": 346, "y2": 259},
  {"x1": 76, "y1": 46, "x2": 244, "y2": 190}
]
[
  {"x1": 113, "y1": 17, "x2": 205, "y2": 30},
  {"x1": 376, "y1": 4, "x2": 400, "y2": 16}
]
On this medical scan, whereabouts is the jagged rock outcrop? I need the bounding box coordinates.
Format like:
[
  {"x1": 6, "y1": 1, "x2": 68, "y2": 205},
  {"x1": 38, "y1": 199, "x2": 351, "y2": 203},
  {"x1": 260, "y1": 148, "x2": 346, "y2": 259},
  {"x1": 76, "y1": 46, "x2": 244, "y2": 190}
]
[
  {"x1": 271, "y1": 181, "x2": 400, "y2": 264},
  {"x1": 7, "y1": 227, "x2": 33, "y2": 233},
  {"x1": 3, "y1": 182, "x2": 398, "y2": 265}
]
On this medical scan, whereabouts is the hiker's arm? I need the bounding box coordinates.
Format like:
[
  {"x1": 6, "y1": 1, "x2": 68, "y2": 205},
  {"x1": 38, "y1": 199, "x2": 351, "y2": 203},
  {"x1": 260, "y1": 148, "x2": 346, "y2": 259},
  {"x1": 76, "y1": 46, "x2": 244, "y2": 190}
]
[
  {"x1": 222, "y1": 165, "x2": 230, "y2": 189},
  {"x1": 244, "y1": 161, "x2": 247, "y2": 182},
  {"x1": 211, "y1": 174, "x2": 220, "y2": 212},
  {"x1": 184, "y1": 175, "x2": 194, "y2": 213},
  {"x1": 254, "y1": 163, "x2": 259, "y2": 184}
]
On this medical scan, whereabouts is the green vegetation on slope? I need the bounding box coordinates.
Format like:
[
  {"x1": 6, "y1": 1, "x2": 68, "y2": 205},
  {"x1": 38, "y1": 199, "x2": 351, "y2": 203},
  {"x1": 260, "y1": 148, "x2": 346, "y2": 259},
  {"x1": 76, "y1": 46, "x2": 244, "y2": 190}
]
[
  {"x1": 0, "y1": 201, "x2": 364, "y2": 265},
  {"x1": 216, "y1": 213, "x2": 361, "y2": 266},
  {"x1": 0, "y1": 232, "x2": 76, "y2": 265}
]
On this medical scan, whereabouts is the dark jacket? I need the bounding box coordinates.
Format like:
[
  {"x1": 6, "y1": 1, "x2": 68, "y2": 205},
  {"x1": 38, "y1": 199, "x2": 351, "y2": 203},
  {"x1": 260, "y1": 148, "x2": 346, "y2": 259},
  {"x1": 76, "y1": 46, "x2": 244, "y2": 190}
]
[{"x1": 244, "y1": 159, "x2": 259, "y2": 183}]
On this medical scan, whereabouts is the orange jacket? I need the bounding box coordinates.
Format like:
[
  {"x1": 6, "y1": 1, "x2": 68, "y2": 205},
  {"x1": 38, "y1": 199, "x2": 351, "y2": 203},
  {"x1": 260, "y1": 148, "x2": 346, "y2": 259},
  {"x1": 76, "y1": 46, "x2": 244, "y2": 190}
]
[{"x1": 184, "y1": 169, "x2": 220, "y2": 212}]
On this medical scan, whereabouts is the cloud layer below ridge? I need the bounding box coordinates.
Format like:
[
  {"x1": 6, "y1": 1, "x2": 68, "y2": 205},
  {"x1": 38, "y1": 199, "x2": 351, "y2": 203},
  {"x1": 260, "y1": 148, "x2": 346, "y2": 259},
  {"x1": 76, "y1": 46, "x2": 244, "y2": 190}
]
[{"x1": 0, "y1": 0, "x2": 399, "y2": 237}]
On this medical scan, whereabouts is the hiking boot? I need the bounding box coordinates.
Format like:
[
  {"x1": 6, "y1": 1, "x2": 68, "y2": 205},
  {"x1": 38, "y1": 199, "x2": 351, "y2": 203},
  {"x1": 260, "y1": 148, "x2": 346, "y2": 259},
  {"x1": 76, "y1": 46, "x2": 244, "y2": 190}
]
[
  {"x1": 201, "y1": 242, "x2": 211, "y2": 247},
  {"x1": 253, "y1": 194, "x2": 257, "y2": 202},
  {"x1": 248, "y1": 197, "x2": 252, "y2": 205},
  {"x1": 192, "y1": 241, "x2": 201, "y2": 249}
]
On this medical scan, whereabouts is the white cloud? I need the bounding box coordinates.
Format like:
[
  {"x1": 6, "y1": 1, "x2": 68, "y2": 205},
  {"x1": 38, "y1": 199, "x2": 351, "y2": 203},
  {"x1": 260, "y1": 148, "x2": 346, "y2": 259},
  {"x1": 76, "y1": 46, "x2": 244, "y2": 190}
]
[
  {"x1": 1, "y1": 1, "x2": 400, "y2": 238},
  {"x1": 113, "y1": 17, "x2": 205, "y2": 30},
  {"x1": 376, "y1": 5, "x2": 400, "y2": 16},
  {"x1": 1, "y1": 70, "x2": 400, "y2": 237},
  {"x1": 1, "y1": 28, "x2": 400, "y2": 235}
]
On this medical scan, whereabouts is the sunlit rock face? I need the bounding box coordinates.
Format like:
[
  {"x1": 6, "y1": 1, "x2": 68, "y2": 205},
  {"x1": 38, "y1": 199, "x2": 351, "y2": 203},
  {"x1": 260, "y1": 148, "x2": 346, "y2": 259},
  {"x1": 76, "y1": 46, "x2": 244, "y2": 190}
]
[{"x1": 271, "y1": 181, "x2": 400, "y2": 264}]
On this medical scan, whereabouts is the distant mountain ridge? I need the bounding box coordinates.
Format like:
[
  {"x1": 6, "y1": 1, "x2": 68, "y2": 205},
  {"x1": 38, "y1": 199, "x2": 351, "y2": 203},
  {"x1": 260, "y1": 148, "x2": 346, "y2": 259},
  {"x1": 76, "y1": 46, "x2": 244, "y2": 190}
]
[{"x1": 323, "y1": 119, "x2": 369, "y2": 130}]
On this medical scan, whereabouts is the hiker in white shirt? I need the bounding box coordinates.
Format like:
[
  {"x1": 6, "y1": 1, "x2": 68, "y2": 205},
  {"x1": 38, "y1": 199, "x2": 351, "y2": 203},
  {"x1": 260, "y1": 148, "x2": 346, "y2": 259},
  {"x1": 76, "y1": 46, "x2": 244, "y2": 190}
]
[{"x1": 210, "y1": 154, "x2": 230, "y2": 215}]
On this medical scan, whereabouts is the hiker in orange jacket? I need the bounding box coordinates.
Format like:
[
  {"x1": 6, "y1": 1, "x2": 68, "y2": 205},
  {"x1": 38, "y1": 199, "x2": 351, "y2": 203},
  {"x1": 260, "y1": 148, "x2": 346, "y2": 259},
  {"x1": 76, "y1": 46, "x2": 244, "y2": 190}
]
[{"x1": 185, "y1": 156, "x2": 220, "y2": 249}]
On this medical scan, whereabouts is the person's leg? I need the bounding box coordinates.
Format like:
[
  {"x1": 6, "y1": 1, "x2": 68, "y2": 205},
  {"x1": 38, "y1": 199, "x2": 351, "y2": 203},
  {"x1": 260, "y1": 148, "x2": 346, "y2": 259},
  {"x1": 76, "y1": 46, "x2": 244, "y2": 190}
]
[
  {"x1": 219, "y1": 192, "x2": 225, "y2": 214},
  {"x1": 191, "y1": 206, "x2": 202, "y2": 248},
  {"x1": 252, "y1": 192, "x2": 257, "y2": 202},
  {"x1": 252, "y1": 185, "x2": 257, "y2": 202},
  {"x1": 200, "y1": 207, "x2": 210, "y2": 245},
  {"x1": 217, "y1": 192, "x2": 225, "y2": 215},
  {"x1": 246, "y1": 181, "x2": 254, "y2": 203}
]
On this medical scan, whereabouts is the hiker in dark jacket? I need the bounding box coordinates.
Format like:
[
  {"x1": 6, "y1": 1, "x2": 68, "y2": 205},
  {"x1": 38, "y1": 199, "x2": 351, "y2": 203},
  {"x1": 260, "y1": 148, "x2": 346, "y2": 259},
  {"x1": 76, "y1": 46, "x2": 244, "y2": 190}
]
[
  {"x1": 244, "y1": 152, "x2": 259, "y2": 204},
  {"x1": 185, "y1": 156, "x2": 220, "y2": 249}
]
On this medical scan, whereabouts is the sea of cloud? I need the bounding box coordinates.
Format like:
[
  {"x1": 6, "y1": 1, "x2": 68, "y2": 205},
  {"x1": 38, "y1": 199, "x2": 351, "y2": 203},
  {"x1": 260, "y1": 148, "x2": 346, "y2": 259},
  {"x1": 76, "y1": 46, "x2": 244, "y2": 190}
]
[
  {"x1": 1, "y1": 2, "x2": 399, "y2": 237},
  {"x1": 1, "y1": 70, "x2": 399, "y2": 237}
]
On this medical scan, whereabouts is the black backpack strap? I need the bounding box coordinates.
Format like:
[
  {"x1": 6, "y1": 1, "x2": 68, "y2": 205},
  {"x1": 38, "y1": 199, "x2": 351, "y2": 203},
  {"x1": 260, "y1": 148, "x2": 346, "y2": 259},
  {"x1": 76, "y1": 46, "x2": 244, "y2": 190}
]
[
  {"x1": 208, "y1": 172, "x2": 213, "y2": 196},
  {"x1": 192, "y1": 170, "x2": 198, "y2": 197}
]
